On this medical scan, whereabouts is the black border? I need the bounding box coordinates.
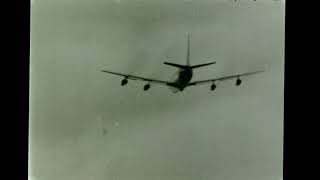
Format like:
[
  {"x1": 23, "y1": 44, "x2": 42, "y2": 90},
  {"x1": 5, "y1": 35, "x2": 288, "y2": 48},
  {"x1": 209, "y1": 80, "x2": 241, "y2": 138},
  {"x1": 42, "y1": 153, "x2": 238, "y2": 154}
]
[
  {"x1": 284, "y1": 0, "x2": 309, "y2": 179},
  {"x1": 6, "y1": 0, "x2": 30, "y2": 179}
]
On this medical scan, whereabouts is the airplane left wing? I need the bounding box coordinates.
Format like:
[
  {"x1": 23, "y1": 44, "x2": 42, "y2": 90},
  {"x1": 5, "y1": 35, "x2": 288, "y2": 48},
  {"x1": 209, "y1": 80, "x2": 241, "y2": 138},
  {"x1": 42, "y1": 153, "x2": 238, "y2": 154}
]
[
  {"x1": 187, "y1": 70, "x2": 264, "y2": 86},
  {"x1": 101, "y1": 70, "x2": 171, "y2": 86}
]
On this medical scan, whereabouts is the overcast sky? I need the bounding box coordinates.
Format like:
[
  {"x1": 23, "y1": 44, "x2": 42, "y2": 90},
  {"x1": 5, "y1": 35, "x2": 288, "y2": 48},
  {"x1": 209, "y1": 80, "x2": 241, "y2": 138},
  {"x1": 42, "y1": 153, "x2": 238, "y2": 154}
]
[{"x1": 29, "y1": 0, "x2": 285, "y2": 180}]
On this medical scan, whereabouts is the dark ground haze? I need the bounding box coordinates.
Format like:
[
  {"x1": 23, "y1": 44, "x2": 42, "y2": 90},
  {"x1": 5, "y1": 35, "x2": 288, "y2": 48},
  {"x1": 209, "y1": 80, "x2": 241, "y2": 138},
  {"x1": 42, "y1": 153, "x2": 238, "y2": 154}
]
[{"x1": 29, "y1": 0, "x2": 285, "y2": 180}]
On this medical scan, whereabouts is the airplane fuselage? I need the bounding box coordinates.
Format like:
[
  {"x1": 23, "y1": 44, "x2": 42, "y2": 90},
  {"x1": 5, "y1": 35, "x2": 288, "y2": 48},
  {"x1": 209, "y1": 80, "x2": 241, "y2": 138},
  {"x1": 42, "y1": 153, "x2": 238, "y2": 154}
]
[{"x1": 172, "y1": 68, "x2": 193, "y2": 90}]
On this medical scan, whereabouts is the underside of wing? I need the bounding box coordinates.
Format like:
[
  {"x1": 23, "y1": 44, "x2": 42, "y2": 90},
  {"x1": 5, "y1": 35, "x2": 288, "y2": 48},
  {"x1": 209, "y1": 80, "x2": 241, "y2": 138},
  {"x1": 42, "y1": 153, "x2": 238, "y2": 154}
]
[
  {"x1": 187, "y1": 70, "x2": 264, "y2": 88},
  {"x1": 101, "y1": 70, "x2": 175, "y2": 89}
]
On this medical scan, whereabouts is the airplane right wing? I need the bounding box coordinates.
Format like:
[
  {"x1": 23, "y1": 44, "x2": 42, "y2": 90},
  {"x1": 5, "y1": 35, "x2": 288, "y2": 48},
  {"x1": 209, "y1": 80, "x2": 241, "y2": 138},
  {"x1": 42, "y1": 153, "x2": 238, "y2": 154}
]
[{"x1": 187, "y1": 70, "x2": 264, "y2": 86}]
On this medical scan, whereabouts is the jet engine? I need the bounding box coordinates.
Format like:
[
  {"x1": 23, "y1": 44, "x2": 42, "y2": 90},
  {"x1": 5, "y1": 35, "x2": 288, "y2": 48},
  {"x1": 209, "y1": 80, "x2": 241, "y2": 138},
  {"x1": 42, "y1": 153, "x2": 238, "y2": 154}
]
[
  {"x1": 211, "y1": 83, "x2": 216, "y2": 91},
  {"x1": 121, "y1": 78, "x2": 128, "y2": 86},
  {"x1": 144, "y1": 84, "x2": 151, "y2": 91},
  {"x1": 236, "y1": 78, "x2": 242, "y2": 86}
]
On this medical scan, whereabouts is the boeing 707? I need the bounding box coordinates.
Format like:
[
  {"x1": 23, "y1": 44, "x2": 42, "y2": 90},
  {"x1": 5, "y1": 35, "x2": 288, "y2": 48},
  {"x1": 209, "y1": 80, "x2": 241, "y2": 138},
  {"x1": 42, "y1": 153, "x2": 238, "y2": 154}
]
[{"x1": 102, "y1": 34, "x2": 264, "y2": 93}]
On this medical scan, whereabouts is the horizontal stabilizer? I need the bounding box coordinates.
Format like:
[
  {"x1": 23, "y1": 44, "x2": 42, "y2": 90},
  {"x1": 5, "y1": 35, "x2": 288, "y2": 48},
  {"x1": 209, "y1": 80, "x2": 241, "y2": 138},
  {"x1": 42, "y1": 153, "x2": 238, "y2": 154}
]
[
  {"x1": 163, "y1": 62, "x2": 187, "y2": 69},
  {"x1": 190, "y1": 62, "x2": 216, "y2": 69}
]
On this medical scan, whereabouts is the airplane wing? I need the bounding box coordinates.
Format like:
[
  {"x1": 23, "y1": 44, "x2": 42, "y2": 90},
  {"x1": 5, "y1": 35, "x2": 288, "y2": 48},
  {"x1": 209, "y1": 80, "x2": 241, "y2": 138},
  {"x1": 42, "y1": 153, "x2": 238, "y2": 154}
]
[
  {"x1": 187, "y1": 70, "x2": 264, "y2": 86},
  {"x1": 101, "y1": 70, "x2": 171, "y2": 86}
]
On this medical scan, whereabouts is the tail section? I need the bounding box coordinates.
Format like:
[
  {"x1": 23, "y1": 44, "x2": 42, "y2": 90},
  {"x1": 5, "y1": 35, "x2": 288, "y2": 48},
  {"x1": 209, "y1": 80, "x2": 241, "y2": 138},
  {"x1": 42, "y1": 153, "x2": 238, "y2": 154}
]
[
  {"x1": 185, "y1": 33, "x2": 216, "y2": 69},
  {"x1": 163, "y1": 33, "x2": 191, "y2": 70},
  {"x1": 163, "y1": 33, "x2": 216, "y2": 70}
]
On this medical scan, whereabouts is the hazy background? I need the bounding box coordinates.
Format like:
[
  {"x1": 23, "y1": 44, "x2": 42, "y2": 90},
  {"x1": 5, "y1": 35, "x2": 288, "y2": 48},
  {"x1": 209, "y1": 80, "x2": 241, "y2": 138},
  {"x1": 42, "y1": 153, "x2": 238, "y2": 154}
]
[{"x1": 29, "y1": 0, "x2": 285, "y2": 180}]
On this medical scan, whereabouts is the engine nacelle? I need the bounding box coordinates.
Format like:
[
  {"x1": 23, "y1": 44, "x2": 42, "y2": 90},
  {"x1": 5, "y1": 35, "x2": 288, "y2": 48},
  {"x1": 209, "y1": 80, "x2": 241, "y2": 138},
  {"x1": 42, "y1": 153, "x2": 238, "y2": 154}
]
[
  {"x1": 143, "y1": 84, "x2": 151, "y2": 91},
  {"x1": 121, "y1": 79, "x2": 128, "y2": 86},
  {"x1": 211, "y1": 83, "x2": 216, "y2": 91},
  {"x1": 236, "y1": 78, "x2": 242, "y2": 86}
]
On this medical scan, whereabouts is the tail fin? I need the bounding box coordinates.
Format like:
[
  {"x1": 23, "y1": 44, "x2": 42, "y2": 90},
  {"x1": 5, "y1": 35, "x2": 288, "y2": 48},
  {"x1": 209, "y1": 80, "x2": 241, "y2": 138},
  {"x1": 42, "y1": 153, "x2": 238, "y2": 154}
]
[
  {"x1": 186, "y1": 33, "x2": 190, "y2": 66},
  {"x1": 190, "y1": 62, "x2": 216, "y2": 69}
]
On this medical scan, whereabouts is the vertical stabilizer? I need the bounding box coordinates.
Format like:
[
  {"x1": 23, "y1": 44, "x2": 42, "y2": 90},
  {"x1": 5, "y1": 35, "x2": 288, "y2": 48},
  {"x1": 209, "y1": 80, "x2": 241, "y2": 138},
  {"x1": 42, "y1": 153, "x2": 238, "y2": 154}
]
[{"x1": 186, "y1": 33, "x2": 191, "y2": 66}]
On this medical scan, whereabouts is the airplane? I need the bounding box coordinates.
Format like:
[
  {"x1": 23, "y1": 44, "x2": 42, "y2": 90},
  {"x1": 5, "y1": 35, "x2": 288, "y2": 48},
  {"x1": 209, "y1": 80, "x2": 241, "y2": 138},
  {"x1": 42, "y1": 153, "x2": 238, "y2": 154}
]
[{"x1": 101, "y1": 34, "x2": 264, "y2": 93}]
